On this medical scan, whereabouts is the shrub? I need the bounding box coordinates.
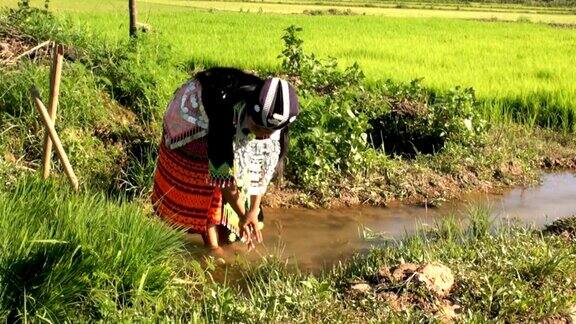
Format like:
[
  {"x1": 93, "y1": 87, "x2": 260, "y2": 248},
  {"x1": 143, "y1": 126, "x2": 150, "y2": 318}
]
[
  {"x1": 279, "y1": 25, "x2": 365, "y2": 95},
  {"x1": 366, "y1": 80, "x2": 487, "y2": 156},
  {"x1": 280, "y1": 26, "x2": 487, "y2": 196}
]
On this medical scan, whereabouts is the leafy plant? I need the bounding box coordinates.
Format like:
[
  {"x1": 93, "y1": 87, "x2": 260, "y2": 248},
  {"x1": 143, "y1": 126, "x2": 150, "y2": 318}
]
[
  {"x1": 367, "y1": 80, "x2": 487, "y2": 156},
  {"x1": 280, "y1": 25, "x2": 487, "y2": 198},
  {"x1": 279, "y1": 25, "x2": 364, "y2": 95}
]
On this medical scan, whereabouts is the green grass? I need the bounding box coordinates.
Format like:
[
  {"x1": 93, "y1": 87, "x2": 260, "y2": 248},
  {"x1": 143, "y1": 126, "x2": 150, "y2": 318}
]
[
  {"x1": 2, "y1": 6, "x2": 576, "y2": 201},
  {"x1": 1, "y1": 5, "x2": 575, "y2": 322},
  {"x1": 328, "y1": 207, "x2": 576, "y2": 321},
  {"x1": 0, "y1": 177, "x2": 187, "y2": 321}
]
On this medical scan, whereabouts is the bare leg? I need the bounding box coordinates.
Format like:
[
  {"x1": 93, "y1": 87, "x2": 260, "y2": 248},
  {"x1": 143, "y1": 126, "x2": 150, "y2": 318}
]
[
  {"x1": 204, "y1": 226, "x2": 226, "y2": 260},
  {"x1": 204, "y1": 225, "x2": 219, "y2": 248}
]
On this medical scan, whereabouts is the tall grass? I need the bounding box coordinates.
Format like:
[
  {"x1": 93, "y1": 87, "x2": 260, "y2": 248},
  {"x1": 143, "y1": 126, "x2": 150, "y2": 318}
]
[{"x1": 0, "y1": 178, "x2": 186, "y2": 321}]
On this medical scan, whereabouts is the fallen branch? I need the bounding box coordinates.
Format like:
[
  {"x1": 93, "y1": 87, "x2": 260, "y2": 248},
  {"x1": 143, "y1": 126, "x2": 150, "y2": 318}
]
[
  {"x1": 12, "y1": 40, "x2": 51, "y2": 62},
  {"x1": 30, "y1": 86, "x2": 79, "y2": 191}
]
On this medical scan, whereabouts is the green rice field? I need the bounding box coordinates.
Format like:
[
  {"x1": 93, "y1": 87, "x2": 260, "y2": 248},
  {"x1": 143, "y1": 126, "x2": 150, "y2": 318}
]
[{"x1": 3, "y1": 0, "x2": 575, "y2": 128}]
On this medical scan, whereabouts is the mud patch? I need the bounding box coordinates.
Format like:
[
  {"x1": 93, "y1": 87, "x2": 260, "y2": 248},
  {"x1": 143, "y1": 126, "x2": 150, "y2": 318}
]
[{"x1": 543, "y1": 216, "x2": 576, "y2": 240}]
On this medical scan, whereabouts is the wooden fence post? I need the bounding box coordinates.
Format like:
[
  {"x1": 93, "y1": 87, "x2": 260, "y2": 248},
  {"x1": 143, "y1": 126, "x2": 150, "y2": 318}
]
[{"x1": 129, "y1": 0, "x2": 138, "y2": 38}]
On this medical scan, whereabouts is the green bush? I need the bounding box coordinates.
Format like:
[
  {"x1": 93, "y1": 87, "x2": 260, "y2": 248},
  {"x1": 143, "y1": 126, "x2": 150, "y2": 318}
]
[
  {"x1": 366, "y1": 79, "x2": 487, "y2": 156},
  {"x1": 288, "y1": 91, "x2": 377, "y2": 196},
  {"x1": 281, "y1": 26, "x2": 487, "y2": 196},
  {"x1": 279, "y1": 25, "x2": 365, "y2": 96}
]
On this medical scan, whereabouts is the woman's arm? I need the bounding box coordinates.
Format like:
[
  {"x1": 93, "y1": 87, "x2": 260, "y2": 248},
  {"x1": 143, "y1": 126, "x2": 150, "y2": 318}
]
[{"x1": 221, "y1": 184, "x2": 246, "y2": 220}]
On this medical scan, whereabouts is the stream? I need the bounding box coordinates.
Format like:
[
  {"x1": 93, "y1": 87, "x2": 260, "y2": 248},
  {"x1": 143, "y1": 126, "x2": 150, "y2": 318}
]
[{"x1": 186, "y1": 172, "x2": 576, "y2": 272}]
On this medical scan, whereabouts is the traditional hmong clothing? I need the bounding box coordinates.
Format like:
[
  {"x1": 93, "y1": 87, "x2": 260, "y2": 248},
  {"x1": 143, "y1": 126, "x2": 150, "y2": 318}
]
[
  {"x1": 151, "y1": 68, "x2": 283, "y2": 241},
  {"x1": 151, "y1": 138, "x2": 222, "y2": 234}
]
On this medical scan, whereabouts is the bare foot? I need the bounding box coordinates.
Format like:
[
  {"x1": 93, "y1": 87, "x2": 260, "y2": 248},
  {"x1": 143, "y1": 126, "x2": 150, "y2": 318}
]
[{"x1": 208, "y1": 246, "x2": 225, "y2": 257}]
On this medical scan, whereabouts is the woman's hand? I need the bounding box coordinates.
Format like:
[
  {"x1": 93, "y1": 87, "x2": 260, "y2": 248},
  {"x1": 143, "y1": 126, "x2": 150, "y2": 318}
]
[{"x1": 241, "y1": 208, "x2": 262, "y2": 249}]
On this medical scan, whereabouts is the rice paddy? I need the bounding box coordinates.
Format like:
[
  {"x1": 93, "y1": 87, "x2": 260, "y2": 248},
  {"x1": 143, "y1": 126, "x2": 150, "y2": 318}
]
[{"x1": 3, "y1": 0, "x2": 575, "y2": 129}]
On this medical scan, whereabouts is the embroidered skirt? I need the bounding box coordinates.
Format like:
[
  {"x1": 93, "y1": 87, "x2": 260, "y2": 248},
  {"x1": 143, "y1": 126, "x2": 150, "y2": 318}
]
[
  {"x1": 151, "y1": 138, "x2": 222, "y2": 234},
  {"x1": 151, "y1": 138, "x2": 246, "y2": 240}
]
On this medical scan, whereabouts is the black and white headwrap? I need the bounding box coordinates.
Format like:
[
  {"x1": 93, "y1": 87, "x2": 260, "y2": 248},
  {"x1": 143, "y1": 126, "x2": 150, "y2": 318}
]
[{"x1": 249, "y1": 77, "x2": 299, "y2": 130}]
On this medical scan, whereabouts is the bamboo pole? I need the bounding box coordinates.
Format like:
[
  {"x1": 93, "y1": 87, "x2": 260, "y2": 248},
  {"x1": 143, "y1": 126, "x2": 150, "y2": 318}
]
[
  {"x1": 41, "y1": 44, "x2": 64, "y2": 179},
  {"x1": 30, "y1": 87, "x2": 79, "y2": 191},
  {"x1": 129, "y1": 0, "x2": 138, "y2": 38}
]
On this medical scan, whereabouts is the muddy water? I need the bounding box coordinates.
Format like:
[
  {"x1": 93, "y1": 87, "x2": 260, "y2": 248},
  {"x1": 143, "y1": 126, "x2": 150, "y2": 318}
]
[{"x1": 187, "y1": 172, "x2": 576, "y2": 272}]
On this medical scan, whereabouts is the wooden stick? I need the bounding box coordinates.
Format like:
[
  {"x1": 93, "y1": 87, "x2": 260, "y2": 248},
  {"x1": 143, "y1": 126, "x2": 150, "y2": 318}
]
[
  {"x1": 13, "y1": 40, "x2": 51, "y2": 62},
  {"x1": 42, "y1": 44, "x2": 64, "y2": 179},
  {"x1": 30, "y1": 87, "x2": 79, "y2": 191},
  {"x1": 129, "y1": 0, "x2": 138, "y2": 38}
]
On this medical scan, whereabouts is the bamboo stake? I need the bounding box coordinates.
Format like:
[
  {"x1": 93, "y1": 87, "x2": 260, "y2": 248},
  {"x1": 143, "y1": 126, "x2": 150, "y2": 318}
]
[
  {"x1": 30, "y1": 87, "x2": 79, "y2": 191},
  {"x1": 42, "y1": 44, "x2": 64, "y2": 179}
]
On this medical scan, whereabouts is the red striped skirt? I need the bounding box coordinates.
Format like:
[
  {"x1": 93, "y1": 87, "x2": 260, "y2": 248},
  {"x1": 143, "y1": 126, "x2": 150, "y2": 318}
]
[{"x1": 151, "y1": 138, "x2": 222, "y2": 234}]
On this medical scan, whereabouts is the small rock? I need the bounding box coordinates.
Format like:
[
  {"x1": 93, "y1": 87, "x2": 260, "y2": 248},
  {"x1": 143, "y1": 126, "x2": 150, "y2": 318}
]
[
  {"x1": 416, "y1": 263, "x2": 454, "y2": 297},
  {"x1": 350, "y1": 283, "x2": 372, "y2": 293},
  {"x1": 391, "y1": 263, "x2": 419, "y2": 281}
]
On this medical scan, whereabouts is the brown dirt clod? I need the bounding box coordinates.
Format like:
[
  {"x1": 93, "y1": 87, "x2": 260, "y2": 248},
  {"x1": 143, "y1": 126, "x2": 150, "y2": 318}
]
[
  {"x1": 415, "y1": 263, "x2": 455, "y2": 297},
  {"x1": 391, "y1": 262, "x2": 419, "y2": 282},
  {"x1": 435, "y1": 299, "x2": 462, "y2": 323}
]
